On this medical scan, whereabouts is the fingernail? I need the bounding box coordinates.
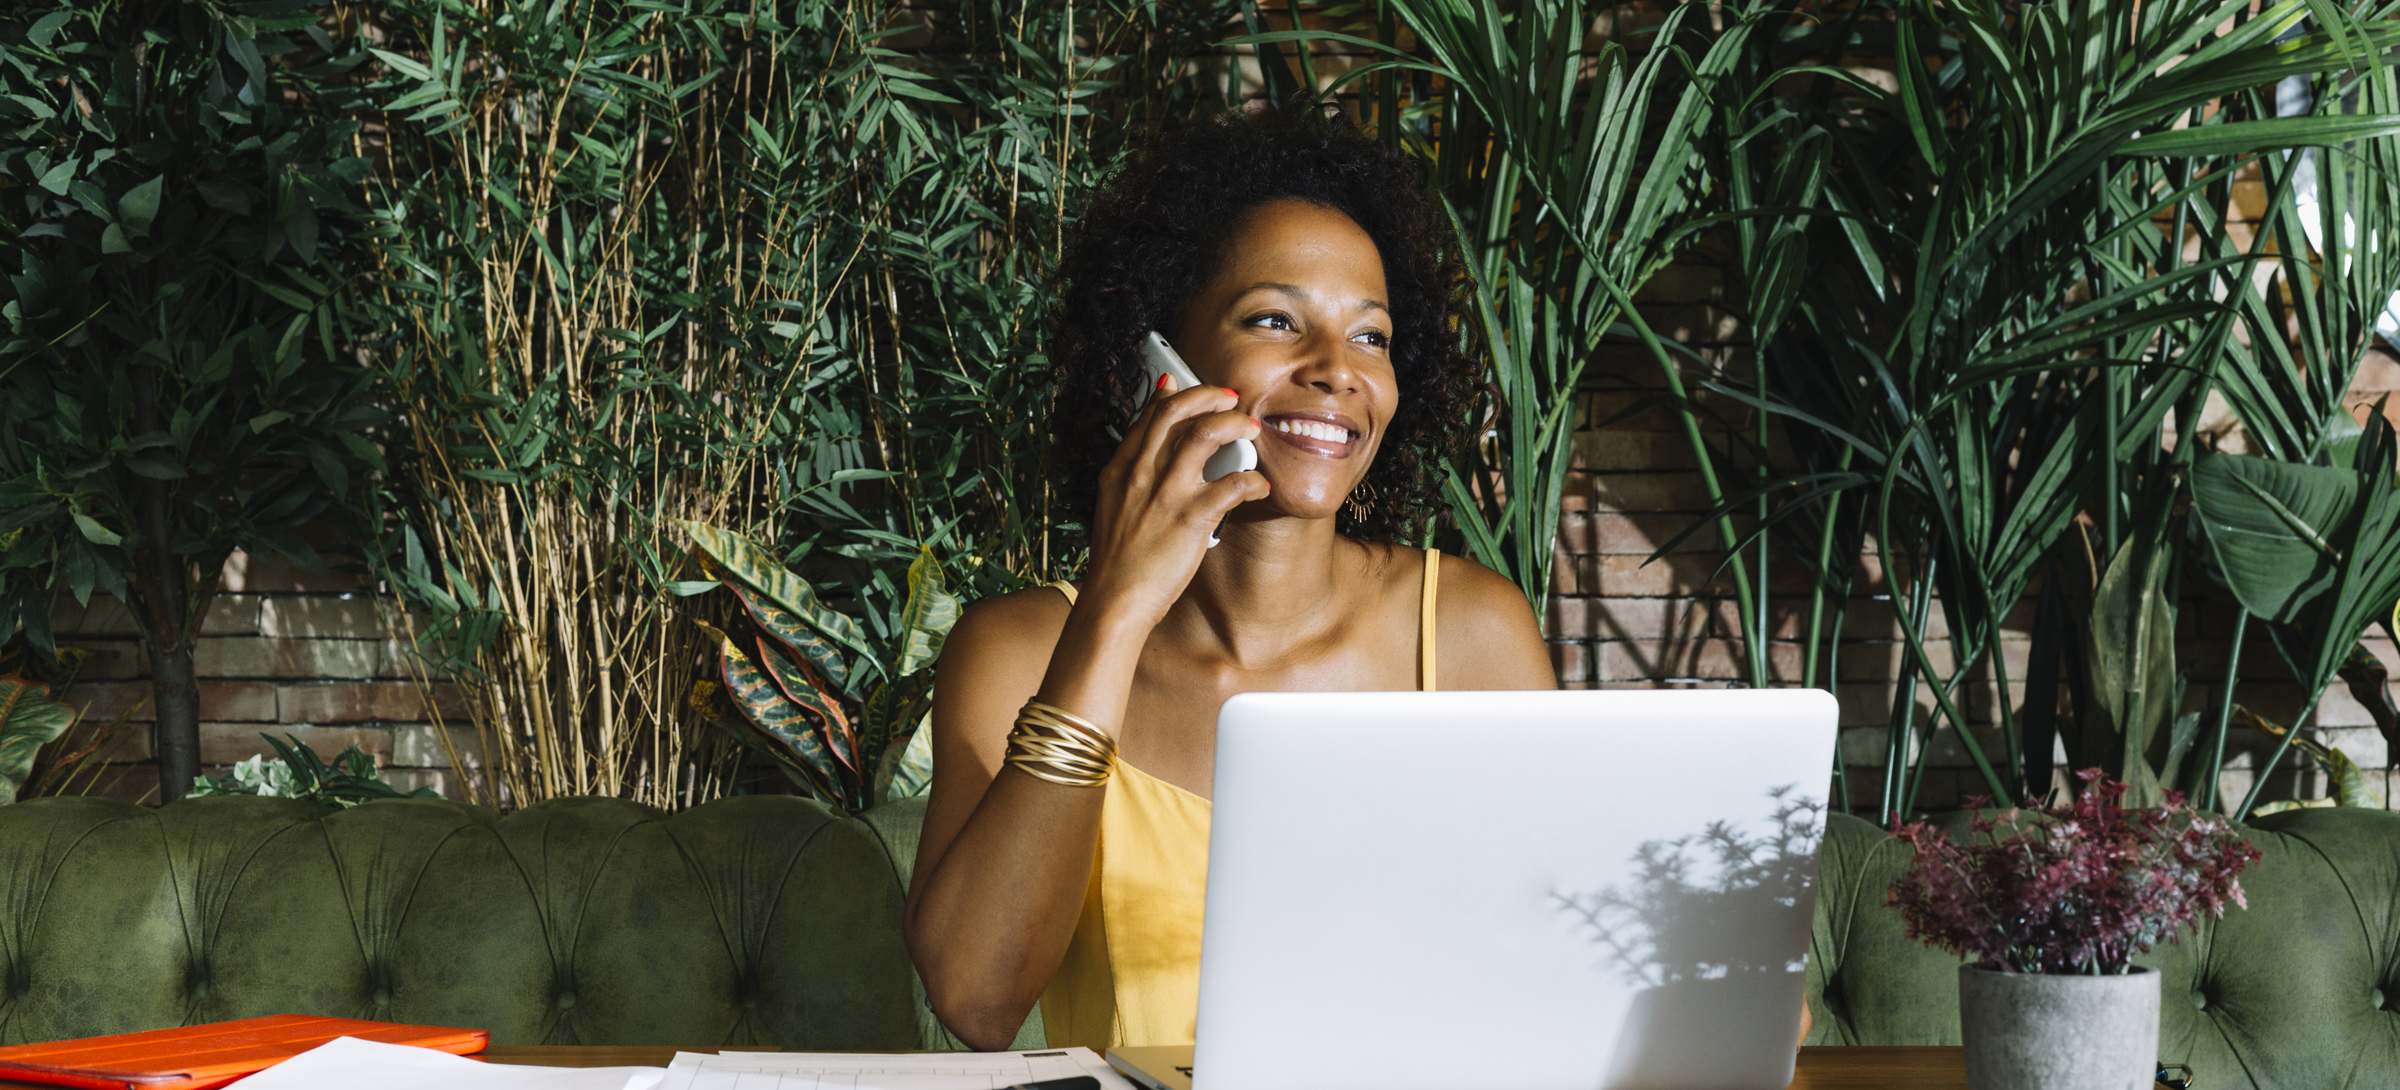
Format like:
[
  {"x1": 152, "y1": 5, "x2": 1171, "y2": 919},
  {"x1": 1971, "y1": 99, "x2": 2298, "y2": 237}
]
[
  {"x1": 1157, "y1": 374, "x2": 1172, "y2": 392},
  {"x1": 1220, "y1": 386, "x2": 1237, "y2": 398}
]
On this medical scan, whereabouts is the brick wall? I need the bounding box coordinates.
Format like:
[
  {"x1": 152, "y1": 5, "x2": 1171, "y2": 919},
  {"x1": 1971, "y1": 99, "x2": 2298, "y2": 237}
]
[{"x1": 47, "y1": 543, "x2": 473, "y2": 804}]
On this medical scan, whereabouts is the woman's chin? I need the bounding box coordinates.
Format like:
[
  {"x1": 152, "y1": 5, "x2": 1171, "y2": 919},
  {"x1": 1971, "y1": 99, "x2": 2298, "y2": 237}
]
[{"x1": 1228, "y1": 494, "x2": 1339, "y2": 522}]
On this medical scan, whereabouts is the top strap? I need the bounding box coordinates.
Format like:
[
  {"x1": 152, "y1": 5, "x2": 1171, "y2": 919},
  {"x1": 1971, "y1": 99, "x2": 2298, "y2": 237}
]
[
  {"x1": 1421, "y1": 546, "x2": 1440, "y2": 692},
  {"x1": 1049, "y1": 579, "x2": 1079, "y2": 606}
]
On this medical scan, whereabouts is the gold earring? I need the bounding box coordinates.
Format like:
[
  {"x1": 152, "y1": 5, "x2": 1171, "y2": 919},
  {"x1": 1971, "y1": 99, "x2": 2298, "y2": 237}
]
[{"x1": 1342, "y1": 480, "x2": 1380, "y2": 526}]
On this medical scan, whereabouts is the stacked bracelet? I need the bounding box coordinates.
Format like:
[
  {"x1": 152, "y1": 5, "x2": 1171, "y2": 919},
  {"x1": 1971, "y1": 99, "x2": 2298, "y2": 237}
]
[{"x1": 1005, "y1": 697, "x2": 1116, "y2": 787}]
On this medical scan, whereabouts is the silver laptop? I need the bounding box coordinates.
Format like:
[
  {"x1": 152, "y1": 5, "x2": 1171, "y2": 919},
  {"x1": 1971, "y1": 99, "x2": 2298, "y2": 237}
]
[{"x1": 1107, "y1": 688, "x2": 1838, "y2": 1090}]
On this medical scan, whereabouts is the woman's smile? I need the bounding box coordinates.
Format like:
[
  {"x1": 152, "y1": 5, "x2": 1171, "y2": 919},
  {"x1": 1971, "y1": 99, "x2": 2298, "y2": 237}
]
[{"x1": 1260, "y1": 411, "x2": 1361, "y2": 459}]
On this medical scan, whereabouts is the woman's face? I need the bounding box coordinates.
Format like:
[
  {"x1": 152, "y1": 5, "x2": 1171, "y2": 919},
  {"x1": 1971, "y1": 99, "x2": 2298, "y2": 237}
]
[{"x1": 1167, "y1": 197, "x2": 1396, "y2": 523}]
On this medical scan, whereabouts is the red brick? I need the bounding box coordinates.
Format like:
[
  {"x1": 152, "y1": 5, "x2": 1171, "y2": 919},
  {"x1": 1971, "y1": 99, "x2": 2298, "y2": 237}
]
[
  {"x1": 195, "y1": 637, "x2": 412, "y2": 680},
  {"x1": 1596, "y1": 640, "x2": 1805, "y2": 684},
  {"x1": 277, "y1": 681, "x2": 467, "y2": 723},
  {"x1": 1552, "y1": 643, "x2": 1590, "y2": 684},
  {"x1": 1573, "y1": 429, "x2": 1704, "y2": 473},
  {"x1": 217, "y1": 550, "x2": 375, "y2": 593},
  {"x1": 392, "y1": 724, "x2": 484, "y2": 770},
  {"x1": 55, "y1": 640, "x2": 148, "y2": 680},
  {"x1": 59, "y1": 681, "x2": 277, "y2": 723},
  {"x1": 49, "y1": 593, "x2": 263, "y2": 637},
  {"x1": 256, "y1": 596, "x2": 404, "y2": 639}
]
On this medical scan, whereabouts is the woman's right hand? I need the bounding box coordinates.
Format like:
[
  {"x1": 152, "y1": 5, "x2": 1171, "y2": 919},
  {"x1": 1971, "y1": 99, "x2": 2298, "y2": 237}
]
[{"x1": 1080, "y1": 378, "x2": 1272, "y2": 633}]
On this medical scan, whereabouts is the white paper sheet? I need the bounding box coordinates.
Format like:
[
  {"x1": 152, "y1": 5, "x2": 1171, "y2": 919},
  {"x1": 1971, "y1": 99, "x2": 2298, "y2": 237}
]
[
  {"x1": 229, "y1": 1036, "x2": 666, "y2": 1090},
  {"x1": 655, "y1": 1046, "x2": 1134, "y2": 1090}
]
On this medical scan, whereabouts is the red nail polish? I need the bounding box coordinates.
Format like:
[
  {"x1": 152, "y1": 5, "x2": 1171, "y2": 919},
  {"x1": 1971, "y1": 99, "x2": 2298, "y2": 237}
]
[
  {"x1": 1220, "y1": 387, "x2": 1237, "y2": 397},
  {"x1": 1156, "y1": 374, "x2": 1171, "y2": 392}
]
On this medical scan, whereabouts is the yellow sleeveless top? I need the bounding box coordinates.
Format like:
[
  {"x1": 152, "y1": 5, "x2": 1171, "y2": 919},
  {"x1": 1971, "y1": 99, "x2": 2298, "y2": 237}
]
[{"x1": 1034, "y1": 545, "x2": 1443, "y2": 1051}]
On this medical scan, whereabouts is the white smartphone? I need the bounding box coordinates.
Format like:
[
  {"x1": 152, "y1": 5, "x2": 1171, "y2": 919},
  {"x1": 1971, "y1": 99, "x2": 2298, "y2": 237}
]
[{"x1": 1137, "y1": 330, "x2": 1259, "y2": 548}]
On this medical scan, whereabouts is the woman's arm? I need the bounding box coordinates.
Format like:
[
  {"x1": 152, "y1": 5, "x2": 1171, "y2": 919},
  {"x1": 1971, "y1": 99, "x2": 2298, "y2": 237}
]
[
  {"x1": 904, "y1": 380, "x2": 1268, "y2": 1051},
  {"x1": 902, "y1": 589, "x2": 1151, "y2": 1051}
]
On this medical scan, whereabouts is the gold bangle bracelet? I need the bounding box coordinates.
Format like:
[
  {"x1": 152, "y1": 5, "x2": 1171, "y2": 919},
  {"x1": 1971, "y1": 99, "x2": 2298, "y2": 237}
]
[{"x1": 1005, "y1": 697, "x2": 1116, "y2": 787}]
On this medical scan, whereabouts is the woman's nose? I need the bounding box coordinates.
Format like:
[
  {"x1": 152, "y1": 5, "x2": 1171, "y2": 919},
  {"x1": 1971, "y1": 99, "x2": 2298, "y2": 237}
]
[{"x1": 1293, "y1": 333, "x2": 1360, "y2": 393}]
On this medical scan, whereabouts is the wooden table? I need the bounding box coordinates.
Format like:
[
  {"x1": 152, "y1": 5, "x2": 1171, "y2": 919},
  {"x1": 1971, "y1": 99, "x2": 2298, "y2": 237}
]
[
  {"x1": 0, "y1": 1043, "x2": 2028, "y2": 1088},
  {"x1": 477, "y1": 1044, "x2": 1981, "y2": 1088}
]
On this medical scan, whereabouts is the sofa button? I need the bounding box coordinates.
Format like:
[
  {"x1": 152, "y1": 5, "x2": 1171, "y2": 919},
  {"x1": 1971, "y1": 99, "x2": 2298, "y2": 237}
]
[
  {"x1": 2191, "y1": 990, "x2": 2209, "y2": 1012},
  {"x1": 2373, "y1": 987, "x2": 2388, "y2": 1011},
  {"x1": 555, "y1": 991, "x2": 577, "y2": 1010}
]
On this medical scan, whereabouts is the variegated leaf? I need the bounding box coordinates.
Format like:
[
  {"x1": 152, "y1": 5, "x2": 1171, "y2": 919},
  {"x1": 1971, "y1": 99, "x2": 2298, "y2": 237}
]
[
  {"x1": 755, "y1": 633, "x2": 859, "y2": 778},
  {"x1": 710, "y1": 620, "x2": 849, "y2": 807},
  {"x1": 722, "y1": 575, "x2": 856, "y2": 696},
  {"x1": 682, "y1": 520, "x2": 880, "y2": 681}
]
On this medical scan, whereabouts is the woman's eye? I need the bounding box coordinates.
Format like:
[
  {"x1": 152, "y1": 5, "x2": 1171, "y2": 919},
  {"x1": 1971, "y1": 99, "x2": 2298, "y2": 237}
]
[
  {"x1": 1356, "y1": 330, "x2": 1390, "y2": 348},
  {"x1": 1248, "y1": 312, "x2": 1294, "y2": 330}
]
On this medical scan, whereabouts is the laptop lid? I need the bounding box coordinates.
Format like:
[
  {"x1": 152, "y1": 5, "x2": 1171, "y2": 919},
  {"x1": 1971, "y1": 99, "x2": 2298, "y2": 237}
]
[{"x1": 1189, "y1": 689, "x2": 1837, "y2": 1090}]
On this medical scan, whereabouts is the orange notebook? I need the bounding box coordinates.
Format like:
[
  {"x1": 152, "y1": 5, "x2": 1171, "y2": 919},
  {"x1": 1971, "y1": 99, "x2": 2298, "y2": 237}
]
[{"x1": 0, "y1": 1014, "x2": 488, "y2": 1090}]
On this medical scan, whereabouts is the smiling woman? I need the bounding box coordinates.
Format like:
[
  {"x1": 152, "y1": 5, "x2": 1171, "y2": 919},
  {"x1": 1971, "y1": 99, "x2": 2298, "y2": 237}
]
[
  {"x1": 1044, "y1": 97, "x2": 1483, "y2": 547},
  {"x1": 899, "y1": 94, "x2": 1562, "y2": 1057}
]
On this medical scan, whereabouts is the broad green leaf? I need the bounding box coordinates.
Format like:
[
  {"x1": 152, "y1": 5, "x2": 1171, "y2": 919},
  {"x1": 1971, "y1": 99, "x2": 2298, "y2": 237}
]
[
  {"x1": 896, "y1": 543, "x2": 961, "y2": 677},
  {"x1": 2081, "y1": 536, "x2": 2175, "y2": 806},
  {"x1": 2191, "y1": 454, "x2": 2357, "y2": 622},
  {"x1": 876, "y1": 709, "x2": 936, "y2": 803},
  {"x1": 116, "y1": 175, "x2": 163, "y2": 237},
  {"x1": 0, "y1": 678, "x2": 76, "y2": 804},
  {"x1": 71, "y1": 513, "x2": 121, "y2": 547},
  {"x1": 36, "y1": 155, "x2": 76, "y2": 195}
]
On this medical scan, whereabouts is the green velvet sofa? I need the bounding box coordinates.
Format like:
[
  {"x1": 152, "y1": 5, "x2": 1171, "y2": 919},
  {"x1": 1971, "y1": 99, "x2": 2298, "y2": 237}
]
[{"x1": 1, "y1": 794, "x2": 2393, "y2": 1087}]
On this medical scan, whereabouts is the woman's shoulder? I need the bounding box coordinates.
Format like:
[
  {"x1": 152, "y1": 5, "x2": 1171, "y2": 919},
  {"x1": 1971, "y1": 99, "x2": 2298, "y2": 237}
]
[
  {"x1": 942, "y1": 581, "x2": 1078, "y2": 671},
  {"x1": 1409, "y1": 543, "x2": 1558, "y2": 690}
]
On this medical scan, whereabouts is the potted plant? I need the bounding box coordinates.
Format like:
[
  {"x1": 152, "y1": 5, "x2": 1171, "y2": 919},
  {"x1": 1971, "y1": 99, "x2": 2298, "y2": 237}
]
[{"x1": 1887, "y1": 769, "x2": 2260, "y2": 1090}]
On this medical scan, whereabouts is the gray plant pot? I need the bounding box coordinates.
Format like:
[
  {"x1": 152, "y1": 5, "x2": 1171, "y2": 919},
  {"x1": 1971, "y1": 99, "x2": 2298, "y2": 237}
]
[{"x1": 1958, "y1": 964, "x2": 2159, "y2": 1090}]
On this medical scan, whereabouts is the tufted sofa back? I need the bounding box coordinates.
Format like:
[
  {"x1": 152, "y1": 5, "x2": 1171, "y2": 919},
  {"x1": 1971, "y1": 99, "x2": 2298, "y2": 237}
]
[
  {"x1": 2, "y1": 793, "x2": 2394, "y2": 1087},
  {"x1": 0, "y1": 794, "x2": 925, "y2": 1049},
  {"x1": 1804, "y1": 805, "x2": 2400, "y2": 1087}
]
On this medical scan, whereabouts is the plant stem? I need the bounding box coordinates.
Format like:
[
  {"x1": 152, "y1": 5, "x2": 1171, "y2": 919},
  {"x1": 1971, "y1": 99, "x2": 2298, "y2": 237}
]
[
  {"x1": 2200, "y1": 609, "x2": 2249, "y2": 812},
  {"x1": 2233, "y1": 660, "x2": 2319, "y2": 822}
]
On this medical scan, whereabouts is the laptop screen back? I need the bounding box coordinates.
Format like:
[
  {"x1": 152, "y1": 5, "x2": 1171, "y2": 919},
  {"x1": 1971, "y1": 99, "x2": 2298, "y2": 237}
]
[{"x1": 1190, "y1": 689, "x2": 1838, "y2": 1090}]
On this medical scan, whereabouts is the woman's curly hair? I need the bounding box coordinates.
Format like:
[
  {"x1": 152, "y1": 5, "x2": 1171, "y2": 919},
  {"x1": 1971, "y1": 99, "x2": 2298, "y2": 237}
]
[{"x1": 1044, "y1": 94, "x2": 1482, "y2": 546}]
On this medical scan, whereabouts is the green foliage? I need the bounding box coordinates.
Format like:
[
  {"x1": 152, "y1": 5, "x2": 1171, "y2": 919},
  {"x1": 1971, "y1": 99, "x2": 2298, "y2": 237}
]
[
  {"x1": 684, "y1": 522, "x2": 958, "y2": 813},
  {"x1": 188, "y1": 732, "x2": 437, "y2": 809},
  {"x1": 0, "y1": 0, "x2": 388, "y2": 798},
  {"x1": 0, "y1": 676, "x2": 73, "y2": 804},
  {"x1": 1682, "y1": 0, "x2": 2400, "y2": 818},
  {"x1": 354, "y1": 0, "x2": 1243, "y2": 807},
  {"x1": 1238, "y1": 1, "x2": 1773, "y2": 632}
]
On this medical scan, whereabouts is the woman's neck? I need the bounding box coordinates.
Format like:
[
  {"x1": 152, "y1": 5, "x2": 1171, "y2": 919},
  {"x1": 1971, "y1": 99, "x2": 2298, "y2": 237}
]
[{"x1": 1152, "y1": 515, "x2": 1382, "y2": 670}]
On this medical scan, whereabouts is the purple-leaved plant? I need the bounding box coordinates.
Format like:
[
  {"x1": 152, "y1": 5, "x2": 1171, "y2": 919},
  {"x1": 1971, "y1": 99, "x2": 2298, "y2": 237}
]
[{"x1": 1886, "y1": 768, "x2": 2262, "y2": 975}]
